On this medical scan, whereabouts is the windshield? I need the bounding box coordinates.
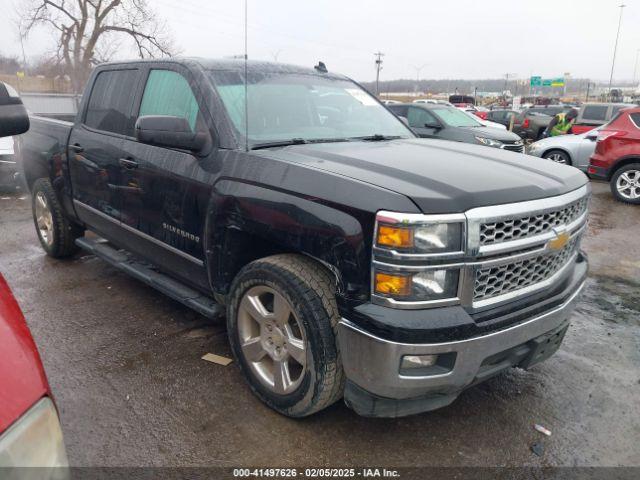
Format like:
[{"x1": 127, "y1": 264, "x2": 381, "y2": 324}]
[
  {"x1": 433, "y1": 107, "x2": 483, "y2": 127},
  {"x1": 208, "y1": 70, "x2": 412, "y2": 146}
]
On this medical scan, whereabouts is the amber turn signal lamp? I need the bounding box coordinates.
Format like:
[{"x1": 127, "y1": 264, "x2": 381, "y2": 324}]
[
  {"x1": 375, "y1": 272, "x2": 411, "y2": 296},
  {"x1": 377, "y1": 225, "x2": 413, "y2": 248}
]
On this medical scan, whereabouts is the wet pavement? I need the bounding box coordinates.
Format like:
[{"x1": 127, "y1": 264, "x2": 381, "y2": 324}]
[{"x1": 0, "y1": 181, "x2": 638, "y2": 467}]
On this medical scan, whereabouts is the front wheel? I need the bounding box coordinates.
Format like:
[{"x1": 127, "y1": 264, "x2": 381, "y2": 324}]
[
  {"x1": 610, "y1": 163, "x2": 640, "y2": 204},
  {"x1": 543, "y1": 149, "x2": 571, "y2": 165},
  {"x1": 227, "y1": 254, "x2": 344, "y2": 417},
  {"x1": 31, "y1": 178, "x2": 84, "y2": 257}
]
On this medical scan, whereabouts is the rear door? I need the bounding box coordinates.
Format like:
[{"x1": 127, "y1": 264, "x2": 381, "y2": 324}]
[
  {"x1": 118, "y1": 65, "x2": 214, "y2": 288},
  {"x1": 68, "y1": 68, "x2": 141, "y2": 234}
]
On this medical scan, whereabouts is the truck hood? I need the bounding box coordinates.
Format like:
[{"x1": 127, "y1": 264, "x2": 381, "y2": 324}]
[{"x1": 256, "y1": 138, "x2": 588, "y2": 213}]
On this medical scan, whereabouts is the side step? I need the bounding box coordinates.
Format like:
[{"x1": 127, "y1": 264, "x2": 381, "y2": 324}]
[{"x1": 76, "y1": 237, "x2": 224, "y2": 319}]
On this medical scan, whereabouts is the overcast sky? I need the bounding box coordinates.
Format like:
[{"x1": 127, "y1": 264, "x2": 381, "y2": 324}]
[{"x1": 2, "y1": 0, "x2": 639, "y2": 83}]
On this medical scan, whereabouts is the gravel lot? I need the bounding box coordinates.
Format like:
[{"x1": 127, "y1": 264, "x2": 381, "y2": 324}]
[{"x1": 0, "y1": 180, "x2": 638, "y2": 468}]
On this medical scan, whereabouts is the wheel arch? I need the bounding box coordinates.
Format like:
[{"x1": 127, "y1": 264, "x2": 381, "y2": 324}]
[{"x1": 608, "y1": 156, "x2": 640, "y2": 180}]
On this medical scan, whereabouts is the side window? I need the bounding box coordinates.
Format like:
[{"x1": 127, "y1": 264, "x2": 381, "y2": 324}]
[
  {"x1": 582, "y1": 105, "x2": 608, "y2": 122},
  {"x1": 389, "y1": 105, "x2": 408, "y2": 118},
  {"x1": 84, "y1": 69, "x2": 139, "y2": 136},
  {"x1": 630, "y1": 113, "x2": 640, "y2": 129},
  {"x1": 139, "y1": 70, "x2": 200, "y2": 131},
  {"x1": 407, "y1": 107, "x2": 437, "y2": 128}
]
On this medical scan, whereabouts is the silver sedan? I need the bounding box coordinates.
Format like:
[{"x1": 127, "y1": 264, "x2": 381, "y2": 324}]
[{"x1": 527, "y1": 128, "x2": 600, "y2": 171}]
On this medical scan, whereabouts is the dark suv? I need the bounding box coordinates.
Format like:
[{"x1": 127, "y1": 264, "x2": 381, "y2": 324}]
[{"x1": 388, "y1": 103, "x2": 524, "y2": 152}]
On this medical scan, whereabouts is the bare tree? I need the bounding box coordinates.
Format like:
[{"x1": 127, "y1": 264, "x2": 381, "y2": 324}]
[{"x1": 19, "y1": 0, "x2": 175, "y2": 92}]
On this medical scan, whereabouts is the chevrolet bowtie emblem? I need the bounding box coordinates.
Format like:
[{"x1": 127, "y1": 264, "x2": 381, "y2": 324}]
[{"x1": 548, "y1": 228, "x2": 570, "y2": 250}]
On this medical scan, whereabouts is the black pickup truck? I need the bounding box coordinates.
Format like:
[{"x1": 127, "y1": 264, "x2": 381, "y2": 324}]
[{"x1": 19, "y1": 59, "x2": 590, "y2": 418}]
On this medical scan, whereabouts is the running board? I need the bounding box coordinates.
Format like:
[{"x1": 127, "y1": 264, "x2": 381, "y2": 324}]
[{"x1": 75, "y1": 237, "x2": 223, "y2": 319}]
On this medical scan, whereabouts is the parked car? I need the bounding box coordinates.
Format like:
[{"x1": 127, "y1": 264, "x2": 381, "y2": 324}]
[
  {"x1": 388, "y1": 103, "x2": 521, "y2": 150},
  {"x1": 486, "y1": 109, "x2": 519, "y2": 129},
  {"x1": 457, "y1": 106, "x2": 488, "y2": 120},
  {"x1": 0, "y1": 136, "x2": 19, "y2": 190},
  {"x1": 588, "y1": 107, "x2": 640, "y2": 204},
  {"x1": 19, "y1": 59, "x2": 589, "y2": 418},
  {"x1": 512, "y1": 106, "x2": 574, "y2": 141},
  {"x1": 528, "y1": 127, "x2": 600, "y2": 170},
  {"x1": 0, "y1": 274, "x2": 68, "y2": 468},
  {"x1": 449, "y1": 94, "x2": 475, "y2": 106},
  {"x1": 572, "y1": 102, "x2": 636, "y2": 135}
]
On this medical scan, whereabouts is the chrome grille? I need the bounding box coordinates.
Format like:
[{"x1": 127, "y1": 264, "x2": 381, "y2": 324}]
[
  {"x1": 502, "y1": 144, "x2": 524, "y2": 153},
  {"x1": 474, "y1": 237, "x2": 579, "y2": 301},
  {"x1": 480, "y1": 197, "x2": 588, "y2": 246}
]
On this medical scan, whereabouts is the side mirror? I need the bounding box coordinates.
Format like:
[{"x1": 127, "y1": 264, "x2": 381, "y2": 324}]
[
  {"x1": 135, "y1": 115, "x2": 207, "y2": 152},
  {"x1": 424, "y1": 121, "x2": 442, "y2": 129},
  {"x1": 0, "y1": 82, "x2": 30, "y2": 138},
  {"x1": 586, "y1": 134, "x2": 598, "y2": 141}
]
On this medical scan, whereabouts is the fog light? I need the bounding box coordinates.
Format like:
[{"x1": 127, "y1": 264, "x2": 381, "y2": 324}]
[{"x1": 401, "y1": 354, "x2": 438, "y2": 369}]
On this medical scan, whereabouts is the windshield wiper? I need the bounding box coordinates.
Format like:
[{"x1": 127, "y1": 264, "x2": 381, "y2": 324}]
[
  {"x1": 251, "y1": 138, "x2": 308, "y2": 150},
  {"x1": 350, "y1": 134, "x2": 403, "y2": 141},
  {"x1": 250, "y1": 137, "x2": 353, "y2": 150}
]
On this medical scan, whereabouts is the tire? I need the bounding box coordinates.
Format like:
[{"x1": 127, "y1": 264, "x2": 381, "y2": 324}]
[
  {"x1": 610, "y1": 163, "x2": 640, "y2": 205},
  {"x1": 227, "y1": 254, "x2": 344, "y2": 417},
  {"x1": 31, "y1": 178, "x2": 84, "y2": 257},
  {"x1": 543, "y1": 149, "x2": 571, "y2": 165}
]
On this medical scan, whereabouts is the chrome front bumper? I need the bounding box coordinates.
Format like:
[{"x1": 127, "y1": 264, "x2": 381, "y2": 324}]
[{"x1": 338, "y1": 279, "x2": 585, "y2": 404}]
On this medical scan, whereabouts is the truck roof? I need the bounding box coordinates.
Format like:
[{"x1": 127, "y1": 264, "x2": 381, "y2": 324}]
[{"x1": 96, "y1": 57, "x2": 348, "y2": 80}]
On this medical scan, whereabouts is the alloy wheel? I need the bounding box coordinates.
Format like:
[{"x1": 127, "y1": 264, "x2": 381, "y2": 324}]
[
  {"x1": 35, "y1": 191, "x2": 54, "y2": 246},
  {"x1": 546, "y1": 152, "x2": 567, "y2": 164},
  {"x1": 616, "y1": 170, "x2": 640, "y2": 200},
  {"x1": 237, "y1": 285, "x2": 307, "y2": 395}
]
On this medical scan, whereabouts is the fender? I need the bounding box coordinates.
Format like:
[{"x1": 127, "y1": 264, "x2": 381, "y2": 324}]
[{"x1": 204, "y1": 178, "x2": 373, "y2": 306}]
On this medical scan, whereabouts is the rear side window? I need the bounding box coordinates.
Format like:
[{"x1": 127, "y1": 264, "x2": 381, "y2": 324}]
[
  {"x1": 630, "y1": 113, "x2": 640, "y2": 129},
  {"x1": 84, "y1": 69, "x2": 139, "y2": 136},
  {"x1": 139, "y1": 70, "x2": 200, "y2": 131},
  {"x1": 581, "y1": 105, "x2": 608, "y2": 121}
]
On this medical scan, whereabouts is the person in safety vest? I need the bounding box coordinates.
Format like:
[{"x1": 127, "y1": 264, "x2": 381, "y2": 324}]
[{"x1": 544, "y1": 108, "x2": 578, "y2": 137}]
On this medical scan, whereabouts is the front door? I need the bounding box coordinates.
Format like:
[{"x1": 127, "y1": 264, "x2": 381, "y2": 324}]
[
  {"x1": 407, "y1": 106, "x2": 441, "y2": 138},
  {"x1": 118, "y1": 66, "x2": 215, "y2": 289},
  {"x1": 68, "y1": 68, "x2": 141, "y2": 233}
]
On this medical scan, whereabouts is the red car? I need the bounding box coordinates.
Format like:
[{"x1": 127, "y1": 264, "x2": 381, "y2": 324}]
[
  {"x1": 588, "y1": 107, "x2": 640, "y2": 204},
  {"x1": 0, "y1": 274, "x2": 68, "y2": 467}
]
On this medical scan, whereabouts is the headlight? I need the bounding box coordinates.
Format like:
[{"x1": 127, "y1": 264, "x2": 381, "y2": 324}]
[
  {"x1": 374, "y1": 268, "x2": 460, "y2": 302},
  {"x1": 475, "y1": 136, "x2": 503, "y2": 148},
  {"x1": 0, "y1": 397, "x2": 68, "y2": 468},
  {"x1": 373, "y1": 211, "x2": 465, "y2": 306},
  {"x1": 375, "y1": 213, "x2": 463, "y2": 255}
]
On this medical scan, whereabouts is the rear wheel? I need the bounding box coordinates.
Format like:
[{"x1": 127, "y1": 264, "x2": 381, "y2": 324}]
[
  {"x1": 543, "y1": 149, "x2": 571, "y2": 165},
  {"x1": 610, "y1": 163, "x2": 640, "y2": 204},
  {"x1": 31, "y1": 178, "x2": 84, "y2": 257},
  {"x1": 227, "y1": 254, "x2": 344, "y2": 417}
]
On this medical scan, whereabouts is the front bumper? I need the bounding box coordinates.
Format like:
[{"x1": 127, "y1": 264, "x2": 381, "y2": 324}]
[{"x1": 338, "y1": 261, "x2": 586, "y2": 417}]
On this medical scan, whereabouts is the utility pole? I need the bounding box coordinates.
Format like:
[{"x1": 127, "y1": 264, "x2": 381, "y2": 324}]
[
  {"x1": 608, "y1": 4, "x2": 626, "y2": 98},
  {"x1": 374, "y1": 52, "x2": 384, "y2": 96},
  {"x1": 633, "y1": 48, "x2": 640, "y2": 85},
  {"x1": 586, "y1": 81, "x2": 591, "y2": 102}
]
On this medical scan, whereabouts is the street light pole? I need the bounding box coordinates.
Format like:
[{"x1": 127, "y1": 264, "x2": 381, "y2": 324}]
[
  {"x1": 374, "y1": 52, "x2": 384, "y2": 96},
  {"x1": 633, "y1": 49, "x2": 640, "y2": 85},
  {"x1": 608, "y1": 4, "x2": 626, "y2": 97}
]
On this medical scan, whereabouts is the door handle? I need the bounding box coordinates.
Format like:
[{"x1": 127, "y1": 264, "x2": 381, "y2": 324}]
[
  {"x1": 119, "y1": 158, "x2": 138, "y2": 169},
  {"x1": 69, "y1": 143, "x2": 84, "y2": 153}
]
